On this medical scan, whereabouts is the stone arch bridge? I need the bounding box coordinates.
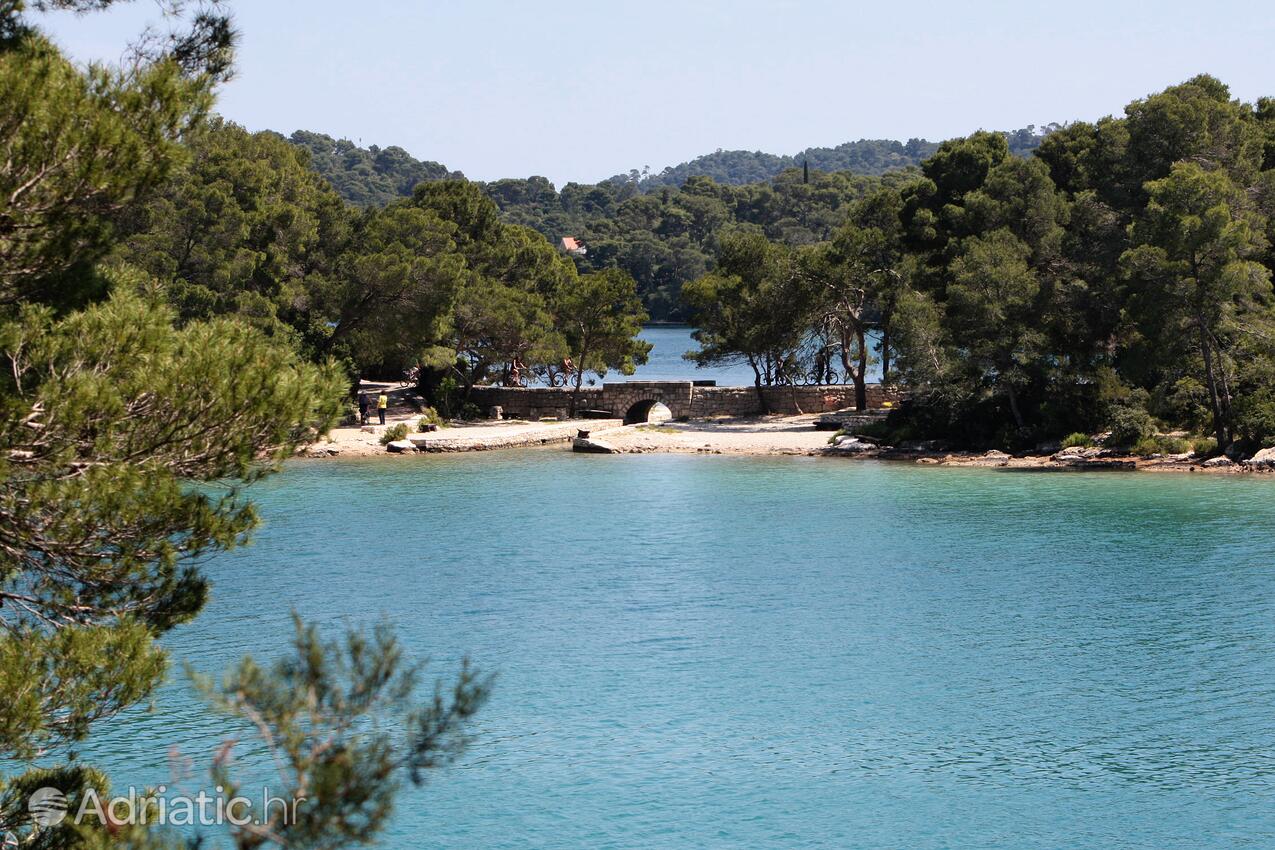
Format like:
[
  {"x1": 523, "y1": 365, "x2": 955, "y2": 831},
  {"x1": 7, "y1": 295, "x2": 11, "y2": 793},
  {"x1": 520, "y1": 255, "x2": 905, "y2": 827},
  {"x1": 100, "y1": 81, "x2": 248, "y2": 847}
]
[{"x1": 469, "y1": 381, "x2": 896, "y2": 423}]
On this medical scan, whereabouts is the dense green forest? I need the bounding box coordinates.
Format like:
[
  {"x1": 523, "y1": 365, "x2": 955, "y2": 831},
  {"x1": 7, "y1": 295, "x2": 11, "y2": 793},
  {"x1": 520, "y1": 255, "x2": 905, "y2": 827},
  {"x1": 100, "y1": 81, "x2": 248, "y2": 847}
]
[
  {"x1": 289, "y1": 127, "x2": 1050, "y2": 320},
  {"x1": 114, "y1": 116, "x2": 652, "y2": 409},
  {"x1": 681, "y1": 75, "x2": 1275, "y2": 454},
  {"x1": 289, "y1": 129, "x2": 463, "y2": 206},
  {"x1": 483, "y1": 167, "x2": 923, "y2": 319},
  {"x1": 294, "y1": 127, "x2": 1051, "y2": 204},
  {"x1": 603, "y1": 127, "x2": 1050, "y2": 190}
]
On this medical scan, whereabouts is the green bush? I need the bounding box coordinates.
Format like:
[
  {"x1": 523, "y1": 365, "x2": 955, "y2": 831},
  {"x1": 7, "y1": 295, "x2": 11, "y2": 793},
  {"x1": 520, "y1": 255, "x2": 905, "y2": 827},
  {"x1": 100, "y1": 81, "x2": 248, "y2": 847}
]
[
  {"x1": 379, "y1": 422, "x2": 410, "y2": 445},
  {"x1": 854, "y1": 419, "x2": 893, "y2": 441},
  {"x1": 433, "y1": 375, "x2": 461, "y2": 419},
  {"x1": 1130, "y1": 435, "x2": 1190, "y2": 456},
  {"x1": 418, "y1": 407, "x2": 446, "y2": 429},
  {"x1": 1104, "y1": 403, "x2": 1155, "y2": 448},
  {"x1": 1131, "y1": 436, "x2": 1162, "y2": 456},
  {"x1": 1191, "y1": 437, "x2": 1218, "y2": 457},
  {"x1": 1061, "y1": 432, "x2": 1093, "y2": 449}
]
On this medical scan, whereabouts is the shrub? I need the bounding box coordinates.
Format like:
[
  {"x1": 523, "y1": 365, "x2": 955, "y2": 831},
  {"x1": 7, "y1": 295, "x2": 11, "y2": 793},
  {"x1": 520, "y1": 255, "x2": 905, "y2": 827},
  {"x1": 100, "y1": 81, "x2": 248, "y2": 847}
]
[
  {"x1": 1104, "y1": 403, "x2": 1155, "y2": 448},
  {"x1": 855, "y1": 419, "x2": 893, "y2": 441},
  {"x1": 418, "y1": 407, "x2": 446, "y2": 429},
  {"x1": 433, "y1": 376, "x2": 461, "y2": 419},
  {"x1": 1061, "y1": 432, "x2": 1093, "y2": 449},
  {"x1": 1130, "y1": 435, "x2": 1190, "y2": 456},
  {"x1": 379, "y1": 423, "x2": 409, "y2": 445},
  {"x1": 1131, "y1": 436, "x2": 1163, "y2": 457},
  {"x1": 1192, "y1": 437, "x2": 1218, "y2": 457}
]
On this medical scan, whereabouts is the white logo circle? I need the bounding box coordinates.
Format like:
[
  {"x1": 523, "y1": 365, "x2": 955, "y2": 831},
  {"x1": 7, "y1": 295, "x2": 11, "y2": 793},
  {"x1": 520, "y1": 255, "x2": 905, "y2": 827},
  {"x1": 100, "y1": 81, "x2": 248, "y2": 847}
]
[{"x1": 28, "y1": 788, "x2": 68, "y2": 828}]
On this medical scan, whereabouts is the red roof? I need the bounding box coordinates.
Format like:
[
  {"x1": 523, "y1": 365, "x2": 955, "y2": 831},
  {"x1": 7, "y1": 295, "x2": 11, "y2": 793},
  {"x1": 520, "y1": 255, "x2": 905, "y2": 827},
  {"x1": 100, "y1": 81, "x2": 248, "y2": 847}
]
[{"x1": 561, "y1": 237, "x2": 581, "y2": 251}]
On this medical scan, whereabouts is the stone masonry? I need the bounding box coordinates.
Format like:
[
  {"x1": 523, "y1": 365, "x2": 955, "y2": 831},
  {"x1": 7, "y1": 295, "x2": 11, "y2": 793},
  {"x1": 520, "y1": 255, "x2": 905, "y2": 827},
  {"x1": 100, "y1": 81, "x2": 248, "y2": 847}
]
[{"x1": 469, "y1": 382, "x2": 899, "y2": 421}]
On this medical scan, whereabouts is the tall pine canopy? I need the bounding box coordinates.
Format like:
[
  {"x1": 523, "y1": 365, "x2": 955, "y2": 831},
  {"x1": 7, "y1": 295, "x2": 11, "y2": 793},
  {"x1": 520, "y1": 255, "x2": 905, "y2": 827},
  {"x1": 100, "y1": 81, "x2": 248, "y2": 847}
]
[{"x1": 0, "y1": 5, "x2": 488, "y2": 849}]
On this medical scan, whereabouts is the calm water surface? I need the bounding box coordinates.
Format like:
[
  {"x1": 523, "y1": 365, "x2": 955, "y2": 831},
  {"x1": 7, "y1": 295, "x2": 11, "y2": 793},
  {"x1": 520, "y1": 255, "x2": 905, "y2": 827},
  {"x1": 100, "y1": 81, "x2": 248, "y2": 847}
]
[
  {"x1": 83, "y1": 454, "x2": 1275, "y2": 848},
  {"x1": 618, "y1": 324, "x2": 885, "y2": 385}
]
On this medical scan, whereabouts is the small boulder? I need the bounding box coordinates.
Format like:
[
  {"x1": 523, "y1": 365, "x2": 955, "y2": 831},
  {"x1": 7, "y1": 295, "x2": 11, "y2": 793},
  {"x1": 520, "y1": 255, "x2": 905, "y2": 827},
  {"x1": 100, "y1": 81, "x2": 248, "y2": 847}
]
[
  {"x1": 1244, "y1": 446, "x2": 1275, "y2": 469},
  {"x1": 1202, "y1": 456, "x2": 1234, "y2": 469},
  {"x1": 984, "y1": 450, "x2": 1011, "y2": 460},
  {"x1": 385, "y1": 439, "x2": 415, "y2": 453},
  {"x1": 572, "y1": 436, "x2": 617, "y2": 454}
]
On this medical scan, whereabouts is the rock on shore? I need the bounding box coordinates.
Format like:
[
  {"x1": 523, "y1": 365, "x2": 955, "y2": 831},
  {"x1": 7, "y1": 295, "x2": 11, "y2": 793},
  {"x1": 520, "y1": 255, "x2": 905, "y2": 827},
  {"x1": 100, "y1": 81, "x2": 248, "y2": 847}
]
[{"x1": 1245, "y1": 447, "x2": 1275, "y2": 469}]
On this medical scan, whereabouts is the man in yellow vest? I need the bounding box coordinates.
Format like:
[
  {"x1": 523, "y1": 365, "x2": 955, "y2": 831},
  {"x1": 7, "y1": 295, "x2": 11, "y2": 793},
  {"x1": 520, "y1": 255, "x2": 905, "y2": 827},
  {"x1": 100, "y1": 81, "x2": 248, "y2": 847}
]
[{"x1": 377, "y1": 391, "x2": 388, "y2": 425}]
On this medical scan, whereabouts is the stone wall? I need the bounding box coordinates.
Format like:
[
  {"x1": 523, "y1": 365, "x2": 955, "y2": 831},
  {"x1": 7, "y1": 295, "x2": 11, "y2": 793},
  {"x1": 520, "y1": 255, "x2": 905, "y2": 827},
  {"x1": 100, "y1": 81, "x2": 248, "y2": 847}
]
[
  {"x1": 468, "y1": 385, "x2": 602, "y2": 421},
  {"x1": 700, "y1": 384, "x2": 899, "y2": 416},
  {"x1": 470, "y1": 382, "x2": 900, "y2": 421}
]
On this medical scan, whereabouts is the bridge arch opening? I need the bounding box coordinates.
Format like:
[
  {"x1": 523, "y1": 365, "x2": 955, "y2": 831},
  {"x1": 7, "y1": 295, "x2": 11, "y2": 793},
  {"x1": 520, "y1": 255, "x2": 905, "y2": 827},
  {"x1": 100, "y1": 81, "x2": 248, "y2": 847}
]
[{"x1": 624, "y1": 399, "x2": 673, "y2": 425}]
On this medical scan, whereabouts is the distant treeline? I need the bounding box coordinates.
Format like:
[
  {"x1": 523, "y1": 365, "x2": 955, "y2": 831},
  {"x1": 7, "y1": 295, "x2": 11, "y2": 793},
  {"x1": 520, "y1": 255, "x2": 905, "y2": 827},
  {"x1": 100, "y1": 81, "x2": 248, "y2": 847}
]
[
  {"x1": 601, "y1": 127, "x2": 1051, "y2": 190},
  {"x1": 289, "y1": 130, "x2": 464, "y2": 207}
]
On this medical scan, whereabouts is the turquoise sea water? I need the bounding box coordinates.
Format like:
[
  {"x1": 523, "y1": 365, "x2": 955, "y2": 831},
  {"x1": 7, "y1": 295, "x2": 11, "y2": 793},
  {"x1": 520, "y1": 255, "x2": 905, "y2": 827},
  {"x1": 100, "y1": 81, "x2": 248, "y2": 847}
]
[{"x1": 81, "y1": 453, "x2": 1275, "y2": 849}]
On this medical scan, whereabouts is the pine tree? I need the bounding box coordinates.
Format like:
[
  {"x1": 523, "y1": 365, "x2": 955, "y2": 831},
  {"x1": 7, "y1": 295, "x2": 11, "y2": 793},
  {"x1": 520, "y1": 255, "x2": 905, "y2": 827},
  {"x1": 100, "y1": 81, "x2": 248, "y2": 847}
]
[{"x1": 0, "y1": 7, "x2": 488, "y2": 848}]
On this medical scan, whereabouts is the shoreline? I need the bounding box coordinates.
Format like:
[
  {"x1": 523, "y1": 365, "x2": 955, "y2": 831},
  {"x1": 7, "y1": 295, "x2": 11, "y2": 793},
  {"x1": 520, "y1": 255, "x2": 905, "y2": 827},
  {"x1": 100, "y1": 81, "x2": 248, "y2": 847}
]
[{"x1": 302, "y1": 413, "x2": 1272, "y2": 475}]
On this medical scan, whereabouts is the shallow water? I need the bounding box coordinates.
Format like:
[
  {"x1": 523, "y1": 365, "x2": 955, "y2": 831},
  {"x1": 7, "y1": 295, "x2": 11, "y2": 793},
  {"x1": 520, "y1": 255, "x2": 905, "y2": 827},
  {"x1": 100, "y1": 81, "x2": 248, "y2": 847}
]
[{"x1": 80, "y1": 454, "x2": 1275, "y2": 848}]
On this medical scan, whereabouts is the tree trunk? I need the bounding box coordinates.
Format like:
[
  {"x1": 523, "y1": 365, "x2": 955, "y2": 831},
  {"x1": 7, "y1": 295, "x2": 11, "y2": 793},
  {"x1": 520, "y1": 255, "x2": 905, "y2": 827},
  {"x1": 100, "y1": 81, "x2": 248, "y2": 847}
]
[
  {"x1": 854, "y1": 327, "x2": 868, "y2": 411},
  {"x1": 569, "y1": 345, "x2": 588, "y2": 417},
  {"x1": 1198, "y1": 324, "x2": 1229, "y2": 448},
  {"x1": 1007, "y1": 384, "x2": 1025, "y2": 430},
  {"x1": 839, "y1": 326, "x2": 867, "y2": 412},
  {"x1": 880, "y1": 328, "x2": 892, "y2": 385},
  {"x1": 748, "y1": 355, "x2": 769, "y2": 414}
]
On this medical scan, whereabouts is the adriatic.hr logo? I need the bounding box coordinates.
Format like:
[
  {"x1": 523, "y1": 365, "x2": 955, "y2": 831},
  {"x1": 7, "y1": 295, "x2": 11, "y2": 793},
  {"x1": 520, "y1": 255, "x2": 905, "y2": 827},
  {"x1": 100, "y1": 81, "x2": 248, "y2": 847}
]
[{"x1": 27, "y1": 787, "x2": 69, "y2": 827}]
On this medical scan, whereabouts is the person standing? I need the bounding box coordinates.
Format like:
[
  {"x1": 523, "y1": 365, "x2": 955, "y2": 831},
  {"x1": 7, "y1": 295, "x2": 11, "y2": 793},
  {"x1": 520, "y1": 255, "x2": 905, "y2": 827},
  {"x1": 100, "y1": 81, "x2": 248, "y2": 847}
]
[
  {"x1": 357, "y1": 392, "x2": 369, "y2": 425},
  {"x1": 377, "y1": 391, "x2": 388, "y2": 425}
]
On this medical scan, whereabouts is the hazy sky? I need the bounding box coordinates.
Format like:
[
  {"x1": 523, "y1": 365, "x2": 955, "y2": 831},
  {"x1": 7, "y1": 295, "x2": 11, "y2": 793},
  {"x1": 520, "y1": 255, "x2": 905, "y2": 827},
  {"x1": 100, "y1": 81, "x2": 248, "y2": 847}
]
[{"x1": 39, "y1": 0, "x2": 1274, "y2": 185}]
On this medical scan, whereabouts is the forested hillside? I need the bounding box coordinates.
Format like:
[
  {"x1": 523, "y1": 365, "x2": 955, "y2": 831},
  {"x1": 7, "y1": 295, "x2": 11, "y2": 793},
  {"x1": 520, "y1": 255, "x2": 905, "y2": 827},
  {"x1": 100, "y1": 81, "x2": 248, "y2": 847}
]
[
  {"x1": 289, "y1": 130, "x2": 463, "y2": 206},
  {"x1": 286, "y1": 126, "x2": 1053, "y2": 319},
  {"x1": 483, "y1": 168, "x2": 922, "y2": 319},
  {"x1": 293, "y1": 128, "x2": 1051, "y2": 207},
  {"x1": 606, "y1": 138, "x2": 936, "y2": 189},
  {"x1": 608, "y1": 127, "x2": 1052, "y2": 190}
]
